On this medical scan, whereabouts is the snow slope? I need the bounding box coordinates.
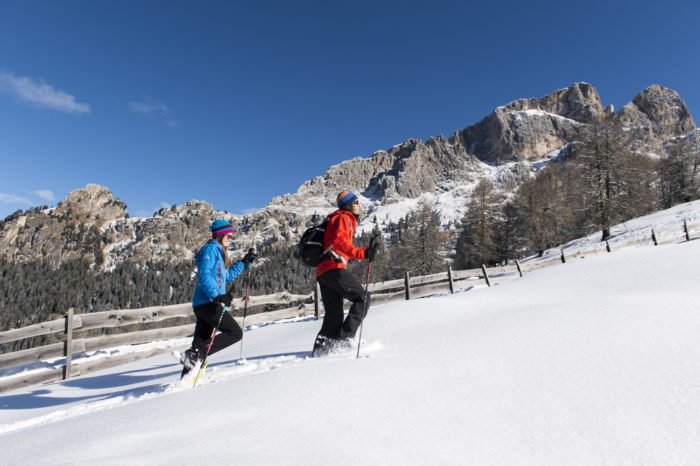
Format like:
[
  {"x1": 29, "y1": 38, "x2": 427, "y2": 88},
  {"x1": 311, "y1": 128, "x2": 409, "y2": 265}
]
[{"x1": 2, "y1": 238, "x2": 700, "y2": 464}]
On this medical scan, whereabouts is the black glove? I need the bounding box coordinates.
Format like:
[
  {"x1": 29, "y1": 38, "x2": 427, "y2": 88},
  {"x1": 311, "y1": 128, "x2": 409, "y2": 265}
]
[
  {"x1": 213, "y1": 292, "x2": 233, "y2": 307},
  {"x1": 241, "y1": 248, "x2": 258, "y2": 268},
  {"x1": 365, "y1": 235, "x2": 380, "y2": 261},
  {"x1": 365, "y1": 246, "x2": 376, "y2": 261}
]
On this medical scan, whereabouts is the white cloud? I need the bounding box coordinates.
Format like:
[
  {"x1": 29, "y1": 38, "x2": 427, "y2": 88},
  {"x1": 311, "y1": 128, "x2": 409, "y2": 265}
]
[
  {"x1": 32, "y1": 189, "x2": 55, "y2": 201},
  {"x1": 129, "y1": 98, "x2": 178, "y2": 127},
  {"x1": 0, "y1": 71, "x2": 90, "y2": 114},
  {"x1": 0, "y1": 193, "x2": 32, "y2": 205},
  {"x1": 129, "y1": 100, "x2": 169, "y2": 117}
]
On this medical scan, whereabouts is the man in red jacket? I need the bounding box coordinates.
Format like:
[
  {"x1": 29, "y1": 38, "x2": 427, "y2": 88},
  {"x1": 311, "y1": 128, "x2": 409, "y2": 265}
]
[{"x1": 313, "y1": 190, "x2": 378, "y2": 356}]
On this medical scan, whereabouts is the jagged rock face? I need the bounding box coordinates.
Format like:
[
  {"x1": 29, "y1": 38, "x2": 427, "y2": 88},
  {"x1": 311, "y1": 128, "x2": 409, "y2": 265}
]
[
  {"x1": 458, "y1": 83, "x2": 603, "y2": 163},
  {"x1": 619, "y1": 84, "x2": 697, "y2": 155},
  {"x1": 500, "y1": 82, "x2": 605, "y2": 123},
  {"x1": 370, "y1": 137, "x2": 481, "y2": 199},
  {"x1": 115, "y1": 201, "x2": 225, "y2": 266},
  {"x1": 461, "y1": 109, "x2": 584, "y2": 163},
  {"x1": 664, "y1": 128, "x2": 700, "y2": 157},
  {"x1": 0, "y1": 187, "x2": 230, "y2": 268},
  {"x1": 1, "y1": 83, "x2": 697, "y2": 271},
  {"x1": 0, "y1": 185, "x2": 128, "y2": 266},
  {"x1": 54, "y1": 184, "x2": 128, "y2": 226},
  {"x1": 271, "y1": 136, "x2": 481, "y2": 206},
  {"x1": 272, "y1": 151, "x2": 396, "y2": 206}
]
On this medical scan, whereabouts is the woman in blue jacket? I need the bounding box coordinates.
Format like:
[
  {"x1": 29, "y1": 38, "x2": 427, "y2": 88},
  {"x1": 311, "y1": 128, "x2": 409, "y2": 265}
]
[{"x1": 180, "y1": 219, "x2": 256, "y2": 372}]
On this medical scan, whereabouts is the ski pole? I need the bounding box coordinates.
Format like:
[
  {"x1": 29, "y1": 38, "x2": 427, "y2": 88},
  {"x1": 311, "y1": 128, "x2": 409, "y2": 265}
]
[
  {"x1": 192, "y1": 303, "x2": 227, "y2": 387},
  {"x1": 238, "y1": 266, "x2": 252, "y2": 361},
  {"x1": 355, "y1": 261, "x2": 373, "y2": 360}
]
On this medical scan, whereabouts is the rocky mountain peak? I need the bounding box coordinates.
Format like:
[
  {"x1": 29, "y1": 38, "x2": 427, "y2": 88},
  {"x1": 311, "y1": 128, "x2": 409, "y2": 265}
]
[
  {"x1": 54, "y1": 184, "x2": 127, "y2": 226},
  {"x1": 499, "y1": 82, "x2": 605, "y2": 124},
  {"x1": 459, "y1": 83, "x2": 601, "y2": 163},
  {"x1": 618, "y1": 84, "x2": 696, "y2": 155},
  {"x1": 628, "y1": 84, "x2": 695, "y2": 135}
]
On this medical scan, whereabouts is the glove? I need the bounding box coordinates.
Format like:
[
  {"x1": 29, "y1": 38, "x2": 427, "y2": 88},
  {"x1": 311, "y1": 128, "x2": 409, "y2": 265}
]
[
  {"x1": 213, "y1": 292, "x2": 233, "y2": 307},
  {"x1": 365, "y1": 235, "x2": 380, "y2": 261},
  {"x1": 241, "y1": 248, "x2": 258, "y2": 268},
  {"x1": 365, "y1": 245, "x2": 377, "y2": 261}
]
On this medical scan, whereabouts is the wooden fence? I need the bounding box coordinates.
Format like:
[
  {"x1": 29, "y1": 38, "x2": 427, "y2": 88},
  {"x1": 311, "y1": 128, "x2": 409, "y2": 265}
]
[{"x1": 0, "y1": 218, "x2": 697, "y2": 394}]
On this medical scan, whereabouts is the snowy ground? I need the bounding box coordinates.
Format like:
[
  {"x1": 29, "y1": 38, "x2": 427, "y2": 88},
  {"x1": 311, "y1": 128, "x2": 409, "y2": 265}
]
[
  {"x1": 523, "y1": 199, "x2": 700, "y2": 265},
  {"x1": 1, "y1": 225, "x2": 700, "y2": 464}
]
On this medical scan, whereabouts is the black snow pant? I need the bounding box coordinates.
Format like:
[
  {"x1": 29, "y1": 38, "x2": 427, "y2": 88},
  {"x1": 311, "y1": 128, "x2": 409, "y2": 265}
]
[
  {"x1": 317, "y1": 268, "x2": 371, "y2": 340},
  {"x1": 191, "y1": 302, "x2": 243, "y2": 357}
]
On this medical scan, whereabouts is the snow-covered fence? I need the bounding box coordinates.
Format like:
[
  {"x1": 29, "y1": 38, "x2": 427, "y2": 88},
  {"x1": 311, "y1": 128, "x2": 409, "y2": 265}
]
[
  {"x1": 0, "y1": 291, "x2": 313, "y2": 393},
  {"x1": 521, "y1": 218, "x2": 700, "y2": 267},
  {"x1": 367, "y1": 264, "x2": 522, "y2": 306}
]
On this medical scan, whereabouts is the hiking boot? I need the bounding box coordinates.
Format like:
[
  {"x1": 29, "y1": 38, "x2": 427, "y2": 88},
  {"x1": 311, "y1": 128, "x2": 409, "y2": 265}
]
[
  {"x1": 312, "y1": 335, "x2": 331, "y2": 357},
  {"x1": 333, "y1": 338, "x2": 353, "y2": 352},
  {"x1": 312, "y1": 335, "x2": 353, "y2": 357},
  {"x1": 180, "y1": 348, "x2": 201, "y2": 370}
]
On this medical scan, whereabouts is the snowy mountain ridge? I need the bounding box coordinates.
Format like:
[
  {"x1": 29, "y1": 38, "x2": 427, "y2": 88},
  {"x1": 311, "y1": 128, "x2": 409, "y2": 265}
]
[{"x1": 0, "y1": 82, "x2": 696, "y2": 270}]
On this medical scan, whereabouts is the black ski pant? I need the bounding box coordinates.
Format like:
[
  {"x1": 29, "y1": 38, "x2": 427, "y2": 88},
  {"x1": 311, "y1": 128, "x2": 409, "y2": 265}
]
[
  {"x1": 191, "y1": 302, "x2": 243, "y2": 357},
  {"x1": 317, "y1": 268, "x2": 371, "y2": 340}
]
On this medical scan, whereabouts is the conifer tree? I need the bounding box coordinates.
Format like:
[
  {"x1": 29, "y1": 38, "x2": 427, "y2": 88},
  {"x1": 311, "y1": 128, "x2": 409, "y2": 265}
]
[
  {"x1": 388, "y1": 202, "x2": 448, "y2": 276},
  {"x1": 659, "y1": 140, "x2": 700, "y2": 208},
  {"x1": 454, "y1": 179, "x2": 501, "y2": 269},
  {"x1": 513, "y1": 166, "x2": 574, "y2": 256},
  {"x1": 572, "y1": 115, "x2": 655, "y2": 240}
]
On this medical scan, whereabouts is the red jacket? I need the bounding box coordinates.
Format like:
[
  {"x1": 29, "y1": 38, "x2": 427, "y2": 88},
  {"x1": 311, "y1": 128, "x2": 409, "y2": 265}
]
[{"x1": 316, "y1": 209, "x2": 367, "y2": 278}]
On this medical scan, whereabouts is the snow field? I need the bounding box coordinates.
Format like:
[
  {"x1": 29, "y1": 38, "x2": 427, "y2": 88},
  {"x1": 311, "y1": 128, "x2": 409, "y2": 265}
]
[{"x1": 1, "y1": 234, "x2": 700, "y2": 464}]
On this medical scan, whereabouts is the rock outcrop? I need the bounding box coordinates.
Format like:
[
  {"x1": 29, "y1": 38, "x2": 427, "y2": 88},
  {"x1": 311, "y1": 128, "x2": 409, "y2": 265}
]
[
  {"x1": 0, "y1": 186, "x2": 232, "y2": 268},
  {"x1": 457, "y1": 83, "x2": 603, "y2": 163},
  {"x1": 619, "y1": 84, "x2": 696, "y2": 155}
]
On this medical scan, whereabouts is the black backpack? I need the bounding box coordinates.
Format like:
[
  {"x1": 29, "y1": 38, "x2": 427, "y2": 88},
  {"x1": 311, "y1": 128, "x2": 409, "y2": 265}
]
[{"x1": 298, "y1": 216, "x2": 331, "y2": 267}]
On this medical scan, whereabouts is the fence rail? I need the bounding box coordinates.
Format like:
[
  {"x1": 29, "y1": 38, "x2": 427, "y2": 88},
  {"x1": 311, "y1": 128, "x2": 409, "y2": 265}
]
[{"x1": 0, "y1": 217, "x2": 697, "y2": 394}]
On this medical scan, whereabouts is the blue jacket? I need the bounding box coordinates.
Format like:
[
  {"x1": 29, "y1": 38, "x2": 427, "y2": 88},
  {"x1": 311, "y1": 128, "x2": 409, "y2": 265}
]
[{"x1": 192, "y1": 240, "x2": 246, "y2": 307}]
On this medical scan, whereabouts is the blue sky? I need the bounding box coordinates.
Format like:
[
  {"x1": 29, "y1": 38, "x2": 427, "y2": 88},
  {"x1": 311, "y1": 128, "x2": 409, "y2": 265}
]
[{"x1": 0, "y1": 0, "x2": 698, "y2": 219}]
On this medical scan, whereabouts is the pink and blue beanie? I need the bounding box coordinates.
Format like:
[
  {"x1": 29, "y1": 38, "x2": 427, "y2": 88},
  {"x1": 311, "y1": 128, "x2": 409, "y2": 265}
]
[{"x1": 210, "y1": 219, "x2": 235, "y2": 238}]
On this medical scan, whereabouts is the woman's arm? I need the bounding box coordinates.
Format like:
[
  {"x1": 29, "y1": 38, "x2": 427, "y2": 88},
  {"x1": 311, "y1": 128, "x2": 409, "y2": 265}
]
[
  {"x1": 226, "y1": 260, "x2": 245, "y2": 283},
  {"x1": 333, "y1": 215, "x2": 366, "y2": 260}
]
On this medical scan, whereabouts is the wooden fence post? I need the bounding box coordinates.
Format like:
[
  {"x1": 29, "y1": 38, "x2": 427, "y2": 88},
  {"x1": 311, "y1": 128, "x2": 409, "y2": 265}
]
[
  {"x1": 404, "y1": 271, "x2": 411, "y2": 300},
  {"x1": 515, "y1": 259, "x2": 523, "y2": 277},
  {"x1": 605, "y1": 240, "x2": 611, "y2": 252},
  {"x1": 560, "y1": 249, "x2": 566, "y2": 263},
  {"x1": 63, "y1": 307, "x2": 74, "y2": 380},
  {"x1": 481, "y1": 264, "x2": 491, "y2": 287},
  {"x1": 652, "y1": 228, "x2": 658, "y2": 246},
  {"x1": 684, "y1": 220, "x2": 691, "y2": 241},
  {"x1": 447, "y1": 266, "x2": 454, "y2": 294},
  {"x1": 314, "y1": 282, "x2": 321, "y2": 320}
]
